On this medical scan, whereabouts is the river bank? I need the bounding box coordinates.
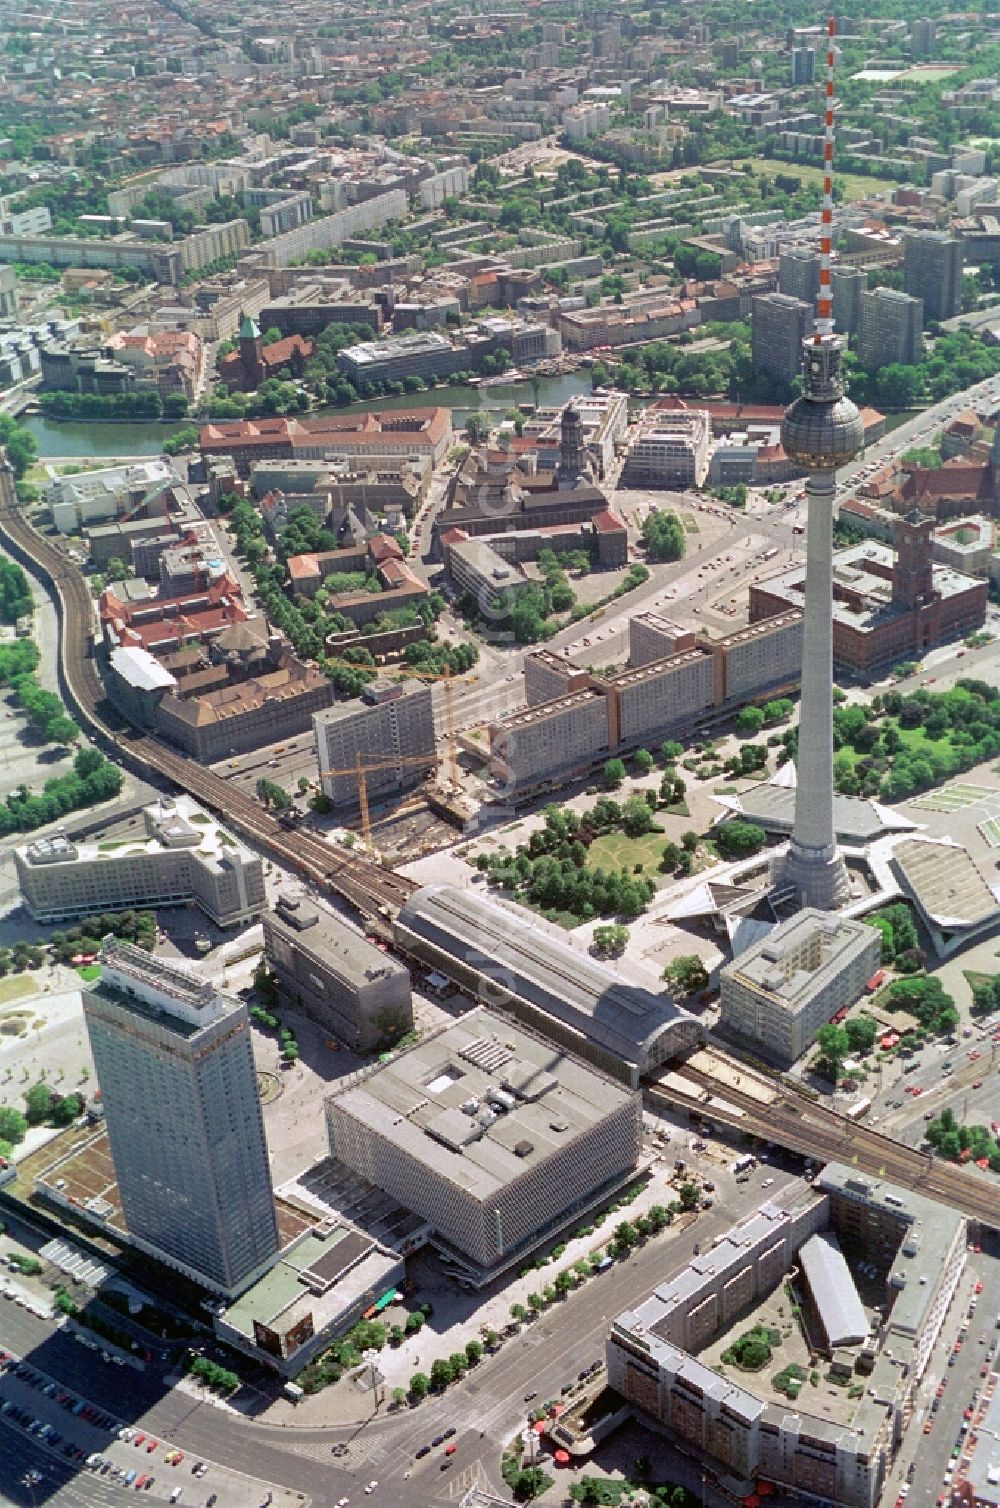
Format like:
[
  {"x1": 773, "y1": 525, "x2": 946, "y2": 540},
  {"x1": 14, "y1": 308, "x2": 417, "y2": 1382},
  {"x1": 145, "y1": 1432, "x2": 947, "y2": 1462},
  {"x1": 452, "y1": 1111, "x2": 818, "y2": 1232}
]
[
  {"x1": 23, "y1": 369, "x2": 595, "y2": 458},
  {"x1": 23, "y1": 376, "x2": 914, "y2": 460}
]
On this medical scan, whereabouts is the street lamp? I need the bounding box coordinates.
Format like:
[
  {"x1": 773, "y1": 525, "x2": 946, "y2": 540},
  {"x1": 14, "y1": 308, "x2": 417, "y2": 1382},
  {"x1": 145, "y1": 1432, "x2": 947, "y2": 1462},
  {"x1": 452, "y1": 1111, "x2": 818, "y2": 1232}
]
[
  {"x1": 21, "y1": 1470, "x2": 42, "y2": 1508},
  {"x1": 362, "y1": 1348, "x2": 380, "y2": 1415}
]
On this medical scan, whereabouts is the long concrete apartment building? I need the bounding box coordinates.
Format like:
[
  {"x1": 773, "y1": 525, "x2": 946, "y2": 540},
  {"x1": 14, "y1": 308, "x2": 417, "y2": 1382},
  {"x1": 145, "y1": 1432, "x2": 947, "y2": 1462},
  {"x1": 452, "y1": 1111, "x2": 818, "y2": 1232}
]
[
  {"x1": 16, "y1": 797, "x2": 264, "y2": 929},
  {"x1": 490, "y1": 611, "x2": 803, "y2": 798},
  {"x1": 263, "y1": 889, "x2": 412, "y2": 1052}
]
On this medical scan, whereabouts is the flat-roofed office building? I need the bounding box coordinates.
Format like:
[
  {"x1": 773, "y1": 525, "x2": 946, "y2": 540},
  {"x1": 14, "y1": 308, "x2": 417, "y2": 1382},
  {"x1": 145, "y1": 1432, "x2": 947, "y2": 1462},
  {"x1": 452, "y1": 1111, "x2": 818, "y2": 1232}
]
[
  {"x1": 720, "y1": 909, "x2": 881, "y2": 1065},
  {"x1": 325, "y1": 1006, "x2": 642, "y2": 1282},
  {"x1": 15, "y1": 796, "x2": 264, "y2": 929},
  {"x1": 263, "y1": 889, "x2": 412, "y2": 1051}
]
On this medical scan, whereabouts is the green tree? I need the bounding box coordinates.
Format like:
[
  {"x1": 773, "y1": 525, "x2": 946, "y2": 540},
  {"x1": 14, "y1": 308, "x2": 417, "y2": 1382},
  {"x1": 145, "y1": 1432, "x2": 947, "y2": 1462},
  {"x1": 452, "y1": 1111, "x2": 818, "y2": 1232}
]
[
  {"x1": 430, "y1": 1357, "x2": 454, "y2": 1389},
  {"x1": 622, "y1": 794, "x2": 655, "y2": 836},
  {"x1": 634, "y1": 748, "x2": 654, "y2": 773},
  {"x1": 592, "y1": 923, "x2": 629, "y2": 956},
  {"x1": 763, "y1": 698, "x2": 794, "y2": 725},
  {"x1": 641, "y1": 510, "x2": 686, "y2": 561},
  {"x1": 24, "y1": 1082, "x2": 54, "y2": 1125},
  {"x1": 0, "y1": 1106, "x2": 28, "y2": 1144},
  {"x1": 465, "y1": 1338, "x2": 483, "y2": 1365},
  {"x1": 714, "y1": 820, "x2": 766, "y2": 859},
  {"x1": 815, "y1": 1023, "x2": 850, "y2": 1081},
  {"x1": 409, "y1": 1371, "x2": 429, "y2": 1399},
  {"x1": 603, "y1": 757, "x2": 626, "y2": 789},
  {"x1": 736, "y1": 705, "x2": 765, "y2": 736},
  {"x1": 679, "y1": 1182, "x2": 701, "y2": 1211},
  {"x1": 662, "y1": 955, "x2": 710, "y2": 995},
  {"x1": 51, "y1": 1093, "x2": 84, "y2": 1125},
  {"x1": 465, "y1": 411, "x2": 490, "y2": 443},
  {"x1": 844, "y1": 1017, "x2": 877, "y2": 1054}
]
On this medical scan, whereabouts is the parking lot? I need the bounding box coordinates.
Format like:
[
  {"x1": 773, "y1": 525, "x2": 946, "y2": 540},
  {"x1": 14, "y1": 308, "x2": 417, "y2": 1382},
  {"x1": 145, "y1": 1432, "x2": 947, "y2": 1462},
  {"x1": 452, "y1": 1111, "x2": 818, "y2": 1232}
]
[{"x1": 0, "y1": 1350, "x2": 295, "y2": 1508}]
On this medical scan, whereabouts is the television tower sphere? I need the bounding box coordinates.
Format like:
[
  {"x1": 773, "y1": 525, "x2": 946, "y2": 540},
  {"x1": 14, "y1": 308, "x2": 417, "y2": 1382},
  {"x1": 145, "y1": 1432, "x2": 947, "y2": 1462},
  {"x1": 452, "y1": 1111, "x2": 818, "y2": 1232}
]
[{"x1": 780, "y1": 335, "x2": 864, "y2": 472}]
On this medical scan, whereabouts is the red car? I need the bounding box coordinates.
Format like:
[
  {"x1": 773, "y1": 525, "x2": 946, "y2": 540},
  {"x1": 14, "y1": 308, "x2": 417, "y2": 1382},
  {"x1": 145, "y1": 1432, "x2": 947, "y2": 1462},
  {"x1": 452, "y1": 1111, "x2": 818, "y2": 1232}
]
[
  {"x1": 444, "y1": 1445, "x2": 457, "y2": 1457},
  {"x1": 972, "y1": 1080, "x2": 983, "y2": 1089},
  {"x1": 134, "y1": 1435, "x2": 145, "y2": 1448},
  {"x1": 976, "y1": 1282, "x2": 984, "y2": 1295},
  {"x1": 912, "y1": 1086, "x2": 923, "y2": 1096},
  {"x1": 146, "y1": 1441, "x2": 158, "y2": 1453}
]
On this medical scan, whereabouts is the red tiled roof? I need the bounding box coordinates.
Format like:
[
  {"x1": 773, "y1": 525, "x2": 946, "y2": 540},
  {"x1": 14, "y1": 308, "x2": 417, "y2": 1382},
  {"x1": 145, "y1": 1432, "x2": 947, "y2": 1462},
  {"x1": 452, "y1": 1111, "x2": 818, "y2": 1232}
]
[
  {"x1": 901, "y1": 461, "x2": 990, "y2": 502},
  {"x1": 592, "y1": 508, "x2": 627, "y2": 531},
  {"x1": 259, "y1": 333, "x2": 314, "y2": 368},
  {"x1": 288, "y1": 554, "x2": 321, "y2": 580},
  {"x1": 368, "y1": 532, "x2": 404, "y2": 564}
]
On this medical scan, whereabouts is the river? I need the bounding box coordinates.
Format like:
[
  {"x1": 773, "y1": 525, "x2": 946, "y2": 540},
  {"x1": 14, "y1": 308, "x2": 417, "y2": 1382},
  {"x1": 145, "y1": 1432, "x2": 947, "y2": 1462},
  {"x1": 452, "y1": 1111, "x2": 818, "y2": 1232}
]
[
  {"x1": 23, "y1": 376, "x2": 919, "y2": 460},
  {"x1": 23, "y1": 370, "x2": 595, "y2": 459}
]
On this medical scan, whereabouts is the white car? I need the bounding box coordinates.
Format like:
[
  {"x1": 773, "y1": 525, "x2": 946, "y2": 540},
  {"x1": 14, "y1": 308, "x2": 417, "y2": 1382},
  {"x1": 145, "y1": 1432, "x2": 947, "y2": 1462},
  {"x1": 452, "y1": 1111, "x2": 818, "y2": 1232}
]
[{"x1": 761, "y1": 1178, "x2": 774, "y2": 1188}]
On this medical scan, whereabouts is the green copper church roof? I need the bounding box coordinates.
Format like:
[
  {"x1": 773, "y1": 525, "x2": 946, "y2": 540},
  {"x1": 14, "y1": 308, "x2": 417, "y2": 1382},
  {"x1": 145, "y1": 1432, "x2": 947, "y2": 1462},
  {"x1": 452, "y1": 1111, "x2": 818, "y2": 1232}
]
[{"x1": 239, "y1": 313, "x2": 261, "y2": 340}]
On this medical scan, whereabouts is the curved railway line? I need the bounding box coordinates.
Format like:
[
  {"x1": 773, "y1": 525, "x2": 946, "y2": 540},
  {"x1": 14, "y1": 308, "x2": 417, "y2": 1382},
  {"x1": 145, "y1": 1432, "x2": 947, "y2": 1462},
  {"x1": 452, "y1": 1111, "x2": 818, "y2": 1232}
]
[
  {"x1": 656, "y1": 1049, "x2": 1000, "y2": 1229},
  {"x1": 0, "y1": 465, "x2": 414, "y2": 930}
]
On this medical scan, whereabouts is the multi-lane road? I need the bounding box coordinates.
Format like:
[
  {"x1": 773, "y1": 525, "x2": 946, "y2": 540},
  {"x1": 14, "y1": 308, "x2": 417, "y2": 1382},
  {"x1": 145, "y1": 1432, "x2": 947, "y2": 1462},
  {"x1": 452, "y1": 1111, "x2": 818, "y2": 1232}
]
[{"x1": 0, "y1": 1165, "x2": 796, "y2": 1508}]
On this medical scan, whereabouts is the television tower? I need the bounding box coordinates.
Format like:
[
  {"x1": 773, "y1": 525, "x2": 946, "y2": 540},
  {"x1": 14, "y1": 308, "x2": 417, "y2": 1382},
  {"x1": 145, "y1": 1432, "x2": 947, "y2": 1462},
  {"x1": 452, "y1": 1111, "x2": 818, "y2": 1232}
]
[{"x1": 772, "y1": 18, "x2": 864, "y2": 911}]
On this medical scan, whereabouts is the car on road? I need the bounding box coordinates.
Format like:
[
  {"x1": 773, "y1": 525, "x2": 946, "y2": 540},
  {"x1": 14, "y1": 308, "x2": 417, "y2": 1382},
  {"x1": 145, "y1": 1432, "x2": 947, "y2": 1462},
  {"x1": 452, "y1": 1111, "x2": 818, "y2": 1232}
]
[
  {"x1": 415, "y1": 1446, "x2": 430, "y2": 1459},
  {"x1": 524, "y1": 1391, "x2": 537, "y2": 1401}
]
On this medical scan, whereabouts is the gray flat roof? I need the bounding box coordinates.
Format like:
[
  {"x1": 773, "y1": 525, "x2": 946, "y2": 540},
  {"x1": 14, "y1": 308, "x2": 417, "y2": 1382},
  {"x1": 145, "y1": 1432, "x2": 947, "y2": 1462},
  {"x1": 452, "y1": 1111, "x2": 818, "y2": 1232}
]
[
  {"x1": 736, "y1": 781, "x2": 893, "y2": 843},
  {"x1": 327, "y1": 1005, "x2": 637, "y2": 1202},
  {"x1": 799, "y1": 1231, "x2": 868, "y2": 1347},
  {"x1": 395, "y1": 885, "x2": 700, "y2": 1068},
  {"x1": 893, "y1": 838, "x2": 1000, "y2": 929},
  {"x1": 724, "y1": 909, "x2": 877, "y2": 1012},
  {"x1": 267, "y1": 888, "x2": 407, "y2": 987}
]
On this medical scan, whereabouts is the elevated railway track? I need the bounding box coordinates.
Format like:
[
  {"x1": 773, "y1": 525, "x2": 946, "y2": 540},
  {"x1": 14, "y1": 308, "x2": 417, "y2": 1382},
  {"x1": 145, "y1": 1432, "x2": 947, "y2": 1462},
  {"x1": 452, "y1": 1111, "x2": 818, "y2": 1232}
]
[
  {"x1": 652, "y1": 1047, "x2": 1000, "y2": 1229},
  {"x1": 0, "y1": 465, "x2": 413, "y2": 931}
]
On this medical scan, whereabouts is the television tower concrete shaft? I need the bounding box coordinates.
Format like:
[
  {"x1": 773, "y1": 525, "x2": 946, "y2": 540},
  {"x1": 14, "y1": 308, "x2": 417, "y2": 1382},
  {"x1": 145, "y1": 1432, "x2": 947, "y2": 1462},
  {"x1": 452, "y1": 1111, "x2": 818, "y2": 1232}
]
[{"x1": 772, "y1": 18, "x2": 864, "y2": 910}]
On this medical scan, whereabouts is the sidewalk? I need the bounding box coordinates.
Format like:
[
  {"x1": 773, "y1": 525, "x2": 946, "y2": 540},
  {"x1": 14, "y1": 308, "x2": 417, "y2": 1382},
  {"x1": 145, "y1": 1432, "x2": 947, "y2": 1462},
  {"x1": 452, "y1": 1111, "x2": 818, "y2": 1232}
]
[{"x1": 262, "y1": 1124, "x2": 727, "y2": 1428}]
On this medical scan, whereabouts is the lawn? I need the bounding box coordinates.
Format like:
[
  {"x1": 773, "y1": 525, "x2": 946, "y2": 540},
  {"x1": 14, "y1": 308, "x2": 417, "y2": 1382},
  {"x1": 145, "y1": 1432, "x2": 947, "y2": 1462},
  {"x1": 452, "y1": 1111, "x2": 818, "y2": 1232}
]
[
  {"x1": 750, "y1": 156, "x2": 893, "y2": 202},
  {"x1": 586, "y1": 828, "x2": 669, "y2": 875},
  {"x1": 836, "y1": 721, "x2": 950, "y2": 773},
  {"x1": 0, "y1": 976, "x2": 37, "y2": 1005},
  {"x1": 76, "y1": 965, "x2": 101, "y2": 982}
]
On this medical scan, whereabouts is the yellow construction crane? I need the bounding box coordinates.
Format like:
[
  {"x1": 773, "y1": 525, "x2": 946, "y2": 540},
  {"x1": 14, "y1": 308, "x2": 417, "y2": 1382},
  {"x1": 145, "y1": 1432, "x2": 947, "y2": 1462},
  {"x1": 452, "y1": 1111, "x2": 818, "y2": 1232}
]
[
  {"x1": 319, "y1": 750, "x2": 445, "y2": 855},
  {"x1": 321, "y1": 658, "x2": 476, "y2": 787}
]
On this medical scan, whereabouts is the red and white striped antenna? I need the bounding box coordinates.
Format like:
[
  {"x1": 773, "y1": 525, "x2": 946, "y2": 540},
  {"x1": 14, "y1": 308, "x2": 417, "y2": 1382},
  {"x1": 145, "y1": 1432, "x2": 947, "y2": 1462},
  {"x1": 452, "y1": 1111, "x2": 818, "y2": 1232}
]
[{"x1": 815, "y1": 15, "x2": 837, "y2": 344}]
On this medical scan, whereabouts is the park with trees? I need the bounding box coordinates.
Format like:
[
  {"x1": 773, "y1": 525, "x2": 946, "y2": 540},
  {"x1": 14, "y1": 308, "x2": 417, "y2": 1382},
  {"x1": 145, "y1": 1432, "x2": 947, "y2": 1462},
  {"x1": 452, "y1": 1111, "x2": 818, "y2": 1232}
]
[{"x1": 830, "y1": 681, "x2": 1000, "y2": 802}]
